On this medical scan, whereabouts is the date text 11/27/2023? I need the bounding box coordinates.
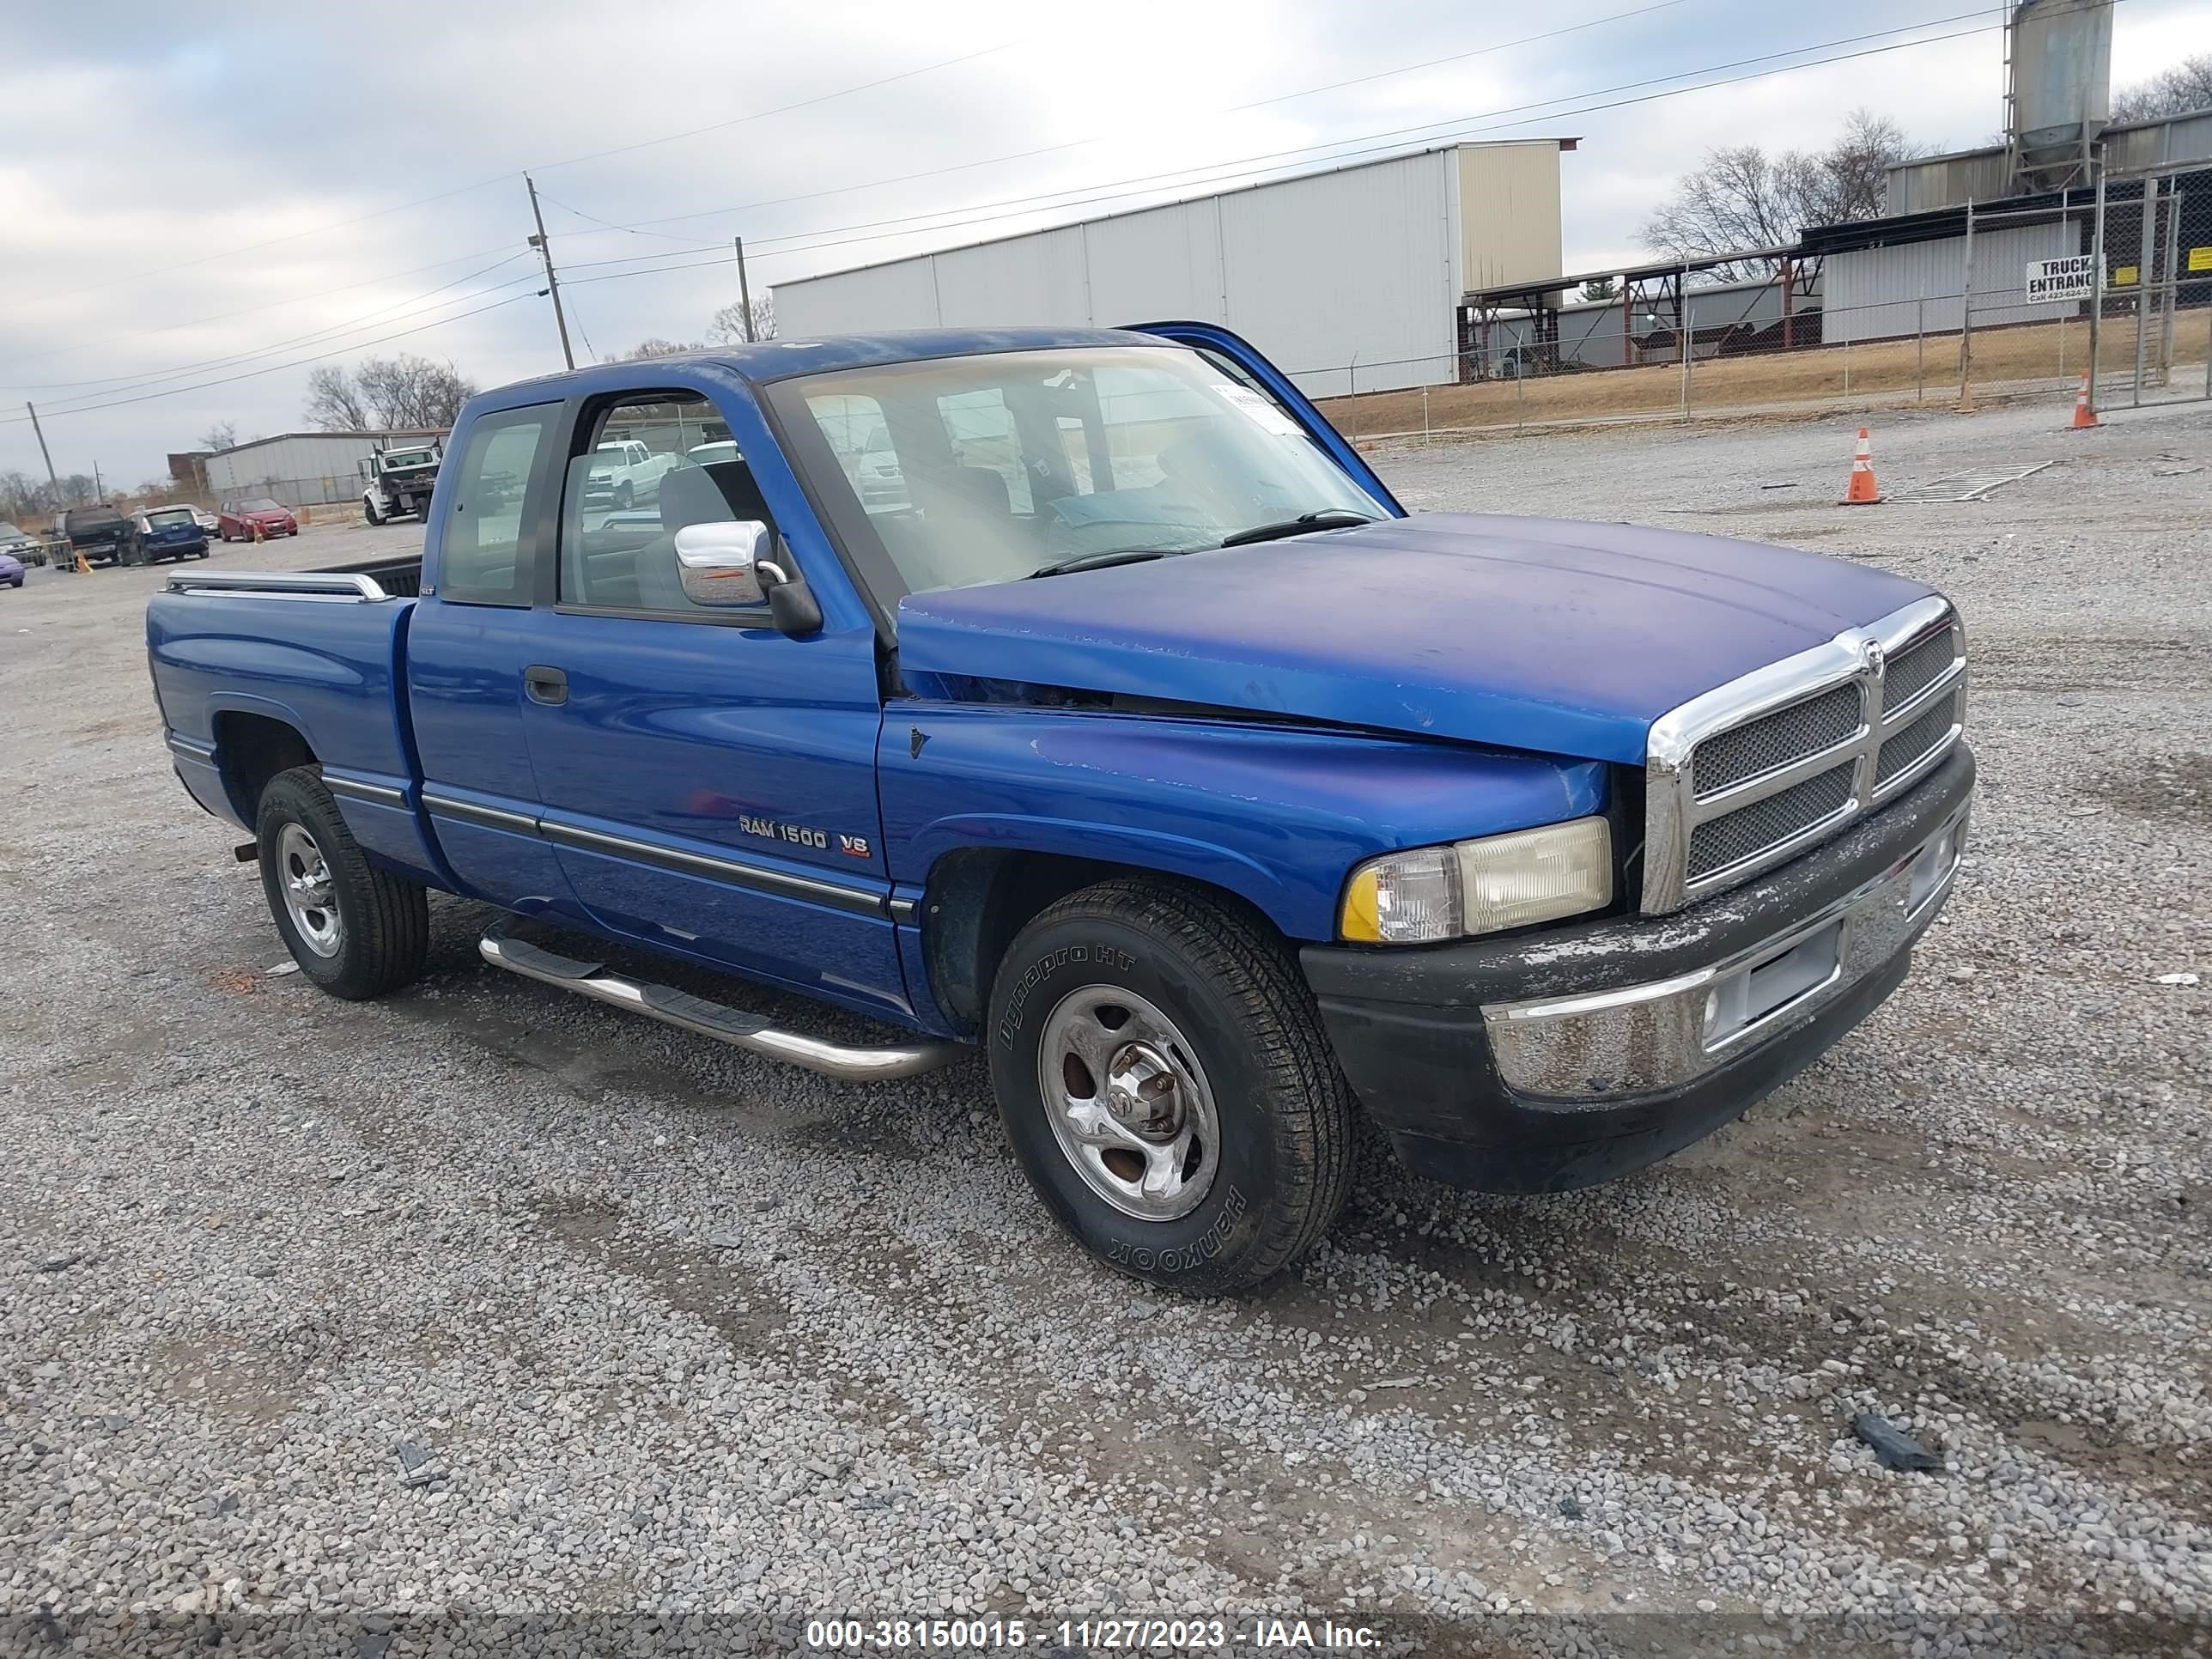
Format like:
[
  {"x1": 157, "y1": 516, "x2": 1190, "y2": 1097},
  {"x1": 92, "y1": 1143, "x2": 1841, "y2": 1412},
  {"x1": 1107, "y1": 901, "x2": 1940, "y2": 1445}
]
[{"x1": 804, "y1": 1617, "x2": 1384, "y2": 1650}]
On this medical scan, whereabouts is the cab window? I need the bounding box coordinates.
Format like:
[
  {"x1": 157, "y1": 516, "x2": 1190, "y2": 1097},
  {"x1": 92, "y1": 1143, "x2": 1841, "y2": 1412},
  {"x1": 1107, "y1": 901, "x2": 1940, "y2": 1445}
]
[
  {"x1": 437, "y1": 404, "x2": 554, "y2": 605},
  {"x1": 556, "y1": 392, "x2": 770, "y2": 617}
]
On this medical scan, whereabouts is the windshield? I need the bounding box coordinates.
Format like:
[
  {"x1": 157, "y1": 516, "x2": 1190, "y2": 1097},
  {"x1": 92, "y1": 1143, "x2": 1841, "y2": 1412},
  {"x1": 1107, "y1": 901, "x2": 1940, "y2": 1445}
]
[
  {"x1": 240, "y1": 497, "x2": 282, "y2": 512},
  {"x1": 0, "y1": 523, "x2": 23, "y2": 540},
  {"x1": 768, "y1": 345, "x2": 1382, "y2": 598},
  {"x1": 145, "y1": 507, "x2": 196, "y2": 527},
  {"x1": 384, "y1": 450, "x2": 434, "y2": 468}
]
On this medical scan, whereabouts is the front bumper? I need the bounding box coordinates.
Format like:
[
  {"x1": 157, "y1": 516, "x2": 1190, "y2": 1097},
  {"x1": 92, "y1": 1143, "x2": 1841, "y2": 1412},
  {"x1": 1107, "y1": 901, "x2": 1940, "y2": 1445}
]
[{"x1": 1301, "y1": 747, "x2": 1974, "y2": 1193}]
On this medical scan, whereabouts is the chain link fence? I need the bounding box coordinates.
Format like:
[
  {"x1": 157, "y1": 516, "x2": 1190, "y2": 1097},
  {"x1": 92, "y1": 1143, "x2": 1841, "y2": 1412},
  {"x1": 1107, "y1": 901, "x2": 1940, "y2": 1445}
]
[{"x1": 1308, "y1": 172, "x2": 2208, "y2": 444}]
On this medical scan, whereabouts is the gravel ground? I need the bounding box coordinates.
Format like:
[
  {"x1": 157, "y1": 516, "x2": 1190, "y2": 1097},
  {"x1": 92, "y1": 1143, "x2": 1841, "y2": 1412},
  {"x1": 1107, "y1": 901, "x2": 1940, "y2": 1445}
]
[{"x1": 3, "y1": 400, "x2": 2207, "y2": 1657}]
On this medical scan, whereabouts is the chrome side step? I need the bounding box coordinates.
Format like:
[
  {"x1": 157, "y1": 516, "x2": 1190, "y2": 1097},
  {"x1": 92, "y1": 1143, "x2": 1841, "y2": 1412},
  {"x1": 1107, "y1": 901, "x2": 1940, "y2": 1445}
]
[{"x1": 477, "y1": 922, "x2": 963, "y2": 1082}]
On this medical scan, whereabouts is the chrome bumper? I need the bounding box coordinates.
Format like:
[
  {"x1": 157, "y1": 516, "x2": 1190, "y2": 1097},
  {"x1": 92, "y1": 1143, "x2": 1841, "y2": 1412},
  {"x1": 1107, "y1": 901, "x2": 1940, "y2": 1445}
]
[{"x1": 1482, "y1": 799, "x2": 1968, "y2": 1099}]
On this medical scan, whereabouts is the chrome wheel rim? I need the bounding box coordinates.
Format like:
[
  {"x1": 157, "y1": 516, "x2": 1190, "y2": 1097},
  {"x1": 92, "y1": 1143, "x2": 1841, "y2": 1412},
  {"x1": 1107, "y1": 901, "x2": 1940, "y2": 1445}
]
[
  {"x1": 276, "y1": 823, "x2": 342, "y2": 957},
  {"x1": 1038, "y1": 985, "x2": 1219, "y2": 1223}
]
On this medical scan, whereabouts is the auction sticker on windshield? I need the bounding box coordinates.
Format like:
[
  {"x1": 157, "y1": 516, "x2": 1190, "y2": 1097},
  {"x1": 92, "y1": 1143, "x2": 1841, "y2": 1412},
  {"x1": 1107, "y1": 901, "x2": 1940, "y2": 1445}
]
[{"x1": 1212, "y1": 383, "x2": 1303, "y2": 437}]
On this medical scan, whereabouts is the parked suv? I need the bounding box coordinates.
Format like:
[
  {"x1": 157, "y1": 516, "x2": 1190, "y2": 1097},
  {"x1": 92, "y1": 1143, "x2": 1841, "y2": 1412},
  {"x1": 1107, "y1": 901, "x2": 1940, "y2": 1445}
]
[{"x1": 129, "y1": 505, "x2": 212, "y2": 564}]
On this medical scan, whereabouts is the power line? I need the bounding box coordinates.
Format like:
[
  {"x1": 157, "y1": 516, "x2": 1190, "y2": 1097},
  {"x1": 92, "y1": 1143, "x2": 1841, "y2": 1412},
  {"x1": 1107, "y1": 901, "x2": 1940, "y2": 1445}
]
[
  {"x1": 46, "y1": 37, "x2": 1026, "y2": 307},
  {"x1": 0, "y1": 1, "x2": 1726, "y2": 374},
  {"x1": 1221, "y1": 0, "x2": 1697, "y2": 113},
  {"x1": 0, "y1": 239, "x2": 530, "y2": 376},
  {"x1": 526, "y1": 37, "x2": 1024, "y2": 177},
  {"x1": 0, "y1": 253, "x2": 532, "y2": 392},
  {"x1": 556, "y1": 9, "x2": 2021, "y2": 295},
  {"x1": 0, "y1": 2, "x2": 2081, "y2": 424},
  {"x1": 27, "y1": 271, "x2": 545, "y2": 417},
  {"x1": 0, "y1": 292, "x2": 539, "y2": 426}
]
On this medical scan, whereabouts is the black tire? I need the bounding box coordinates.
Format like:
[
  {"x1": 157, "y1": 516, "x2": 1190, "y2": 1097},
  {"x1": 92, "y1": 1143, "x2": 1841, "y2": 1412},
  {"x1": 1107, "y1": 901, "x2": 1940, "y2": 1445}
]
[
  {"x1": 365, "y1": 499, "x2": 383, "y2": 526},
  {"x1": 255, "y1": 765, "x2": 428, "y2": 1000},
  {"x1": 615, "y1": 481, "x2": 634, "y2": 510},
  {"x1": 987, "y1": 878, "x2": 1355, "y2": 1294}
]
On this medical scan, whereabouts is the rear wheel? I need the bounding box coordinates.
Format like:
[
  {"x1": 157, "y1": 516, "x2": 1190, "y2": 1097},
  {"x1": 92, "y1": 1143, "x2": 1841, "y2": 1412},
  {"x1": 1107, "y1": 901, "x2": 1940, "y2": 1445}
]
[
  {"x1": 256, "y1": 766, "x2": 428, "y2": 1000},
  {"x1": 987, "y1": 878, "x2": 1355, "y2": 1294}
]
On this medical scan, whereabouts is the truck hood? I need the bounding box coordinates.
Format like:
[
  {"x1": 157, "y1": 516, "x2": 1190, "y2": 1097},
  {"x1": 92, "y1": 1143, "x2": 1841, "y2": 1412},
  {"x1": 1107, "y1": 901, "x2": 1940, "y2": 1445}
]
[{"x1": 895, "y1": 513, "x2": 1936, "y2": 765}]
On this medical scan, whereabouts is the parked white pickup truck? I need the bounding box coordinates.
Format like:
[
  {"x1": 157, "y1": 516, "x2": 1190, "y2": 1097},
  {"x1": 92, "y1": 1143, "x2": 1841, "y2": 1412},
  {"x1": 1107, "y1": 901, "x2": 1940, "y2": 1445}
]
[{"x1": 581, "y1": 439, "x2": 682, "y2": 510}]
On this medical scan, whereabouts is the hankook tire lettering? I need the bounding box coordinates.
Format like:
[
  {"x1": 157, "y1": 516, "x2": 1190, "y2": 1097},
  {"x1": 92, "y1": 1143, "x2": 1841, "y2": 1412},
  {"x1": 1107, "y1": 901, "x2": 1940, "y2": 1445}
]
[{"x1": 1103, "y1": 1185, "x2": 1247, "y2": 1273}]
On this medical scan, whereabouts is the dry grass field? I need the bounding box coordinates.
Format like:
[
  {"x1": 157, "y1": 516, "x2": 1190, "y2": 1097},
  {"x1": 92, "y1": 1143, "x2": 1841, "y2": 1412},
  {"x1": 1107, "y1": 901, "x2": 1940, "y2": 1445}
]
[{"x1": 1318, "y1": 308, "x2": 2210, "y2": 438}]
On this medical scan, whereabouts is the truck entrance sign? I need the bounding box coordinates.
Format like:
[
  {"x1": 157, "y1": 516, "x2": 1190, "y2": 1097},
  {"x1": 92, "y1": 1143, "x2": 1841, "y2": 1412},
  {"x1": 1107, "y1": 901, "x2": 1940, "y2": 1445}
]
[{"x1": 2025, "y1": 255, "x2": 2096, "y2": 304}]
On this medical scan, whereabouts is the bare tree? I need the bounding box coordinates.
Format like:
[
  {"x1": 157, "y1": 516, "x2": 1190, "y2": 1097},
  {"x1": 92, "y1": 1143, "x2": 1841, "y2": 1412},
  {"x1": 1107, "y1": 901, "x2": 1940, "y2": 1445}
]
[
  {"x1": 2112, "y1": 54, "x2": 2212, "y2": 124},
  {"x1": 306, "y1": 355, "x2": 476, "y2": 431},
  {"x1": 615, "y1": 337, "x2": 702, "y2": 361},
  {"x1": 197, "y1": 420, "x2": 239, "y2": 453},
  {"x1": 354, "y1": 355, "x2": 477, "y2": 429},
  {"x1": 304, "y1": 365, "x2": 373, "y2": 432},
  {"x1": 708, "y1": 295, "x2": 776, "y2": 344},
  {"x1": 1643, "y1": 109, "x2": 1925, "y2": 276},
  {"x1": 0, "y1": 470, "x2": 40, "y2": 520}
]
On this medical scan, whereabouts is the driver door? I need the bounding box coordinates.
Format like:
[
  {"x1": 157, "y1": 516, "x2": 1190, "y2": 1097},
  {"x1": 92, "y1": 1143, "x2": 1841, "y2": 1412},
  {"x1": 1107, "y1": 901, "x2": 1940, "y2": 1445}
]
[{"x1": 511, "y1": 386, "x2": 909, "y2": 1022}]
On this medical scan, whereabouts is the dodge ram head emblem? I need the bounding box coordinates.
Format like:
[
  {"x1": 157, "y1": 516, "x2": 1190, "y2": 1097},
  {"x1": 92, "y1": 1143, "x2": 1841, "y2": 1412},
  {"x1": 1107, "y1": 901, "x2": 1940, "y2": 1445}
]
[{"x1": 1863, "y1": 640, "x2": 1886, "y2": 677}]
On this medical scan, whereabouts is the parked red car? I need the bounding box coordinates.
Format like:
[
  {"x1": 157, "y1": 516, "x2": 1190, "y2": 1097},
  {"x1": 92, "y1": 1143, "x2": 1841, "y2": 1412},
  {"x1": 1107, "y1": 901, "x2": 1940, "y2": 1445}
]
[{"x1": 216, "y1": 497, "x2": 299, "y2": 541}]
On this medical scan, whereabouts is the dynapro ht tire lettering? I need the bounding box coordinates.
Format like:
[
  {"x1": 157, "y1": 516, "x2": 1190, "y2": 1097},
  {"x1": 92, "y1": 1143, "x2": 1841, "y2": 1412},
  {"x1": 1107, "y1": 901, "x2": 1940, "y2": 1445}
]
[
  {"x1": 987, "y1": 878, "x2": 1354, "y2": 1293},
  {"x1": 256, "y1": 766, "x2": 430, "y2": 1000}
]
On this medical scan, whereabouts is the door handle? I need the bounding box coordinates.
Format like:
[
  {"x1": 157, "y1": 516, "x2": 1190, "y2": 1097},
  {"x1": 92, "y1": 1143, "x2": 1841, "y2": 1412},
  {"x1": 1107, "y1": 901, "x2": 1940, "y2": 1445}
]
[{"x1": 524, "y1": 665, "x2": 568, "y2": 706}]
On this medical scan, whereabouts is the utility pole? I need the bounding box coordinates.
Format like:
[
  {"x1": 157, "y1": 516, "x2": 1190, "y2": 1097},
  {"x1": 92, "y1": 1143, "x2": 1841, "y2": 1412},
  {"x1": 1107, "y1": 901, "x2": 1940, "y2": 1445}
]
[
  {"x1": 2088, "y1": 167, "x2": 2106, "y2": 416},
  {"x1": 93, "y1": 460, "x2": 105, "y2": 501},
  {"x1": 524, "y1": 173, "x2": 575, "y2": 371},
  {"x1": 25, "y1": 402, "x2": 60, "y2": 501},
  {"x1": 733, "y1": 237, "x2": 757, "y2": 342},
  {"x1": 1955, "y1": 199, "x2": 1977, "y2": 414}
]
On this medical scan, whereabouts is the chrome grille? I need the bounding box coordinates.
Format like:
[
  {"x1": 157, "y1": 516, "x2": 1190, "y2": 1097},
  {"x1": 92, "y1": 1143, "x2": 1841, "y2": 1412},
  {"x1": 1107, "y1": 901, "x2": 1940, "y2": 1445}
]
[
  {"x1": 1687, "y1": 763, "x2": 1855, "y2": 881},
  {"x1": 1692, "y1": 683, "x2": 1863, "y2": 797},
  {"x1": 1642, "y1": 597, "x2": 1969, "y2": 913},
  {"x1": 1882, "y1": 624, "x2": 1958, "y2": 713},
  {"x1": 1876, "y1": 690, "x2": 1960, "y2": 787}
]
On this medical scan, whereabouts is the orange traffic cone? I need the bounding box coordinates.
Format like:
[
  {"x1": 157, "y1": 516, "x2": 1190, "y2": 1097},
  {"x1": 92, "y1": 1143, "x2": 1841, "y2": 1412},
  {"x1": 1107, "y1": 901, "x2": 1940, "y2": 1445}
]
[
  {"x1": 1842, "y1": 426, "x2": 1882, "y2": 505},
  {"x1": 2070, "y1": 371, "x2": 2100, "y2": 430}
]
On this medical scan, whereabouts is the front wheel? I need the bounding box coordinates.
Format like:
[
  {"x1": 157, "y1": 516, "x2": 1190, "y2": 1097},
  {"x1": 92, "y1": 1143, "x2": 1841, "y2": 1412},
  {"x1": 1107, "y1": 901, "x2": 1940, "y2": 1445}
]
[
  {"x1": 987, "y1": 879, "x2": 1355, "y2": 1294},
  {"x1": 256, "y1": 766, "x2": 429, "y2": 1000},
  {"x1": 615, "y1": 481, "x2": 634, "y2": 510},
  {"x1": 365, "y1": 499, "x2": 383, "y2": 526}
]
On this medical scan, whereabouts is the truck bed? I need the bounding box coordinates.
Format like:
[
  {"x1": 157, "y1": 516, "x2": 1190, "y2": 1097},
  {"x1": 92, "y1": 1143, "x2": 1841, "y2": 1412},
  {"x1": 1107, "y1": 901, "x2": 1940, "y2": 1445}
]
[
  {"x1": 323, "y1": 555, "x2": 423, "y2": 599},
  {"x1": 148, "y1": 559, "x2": 426, "y2": 838}
]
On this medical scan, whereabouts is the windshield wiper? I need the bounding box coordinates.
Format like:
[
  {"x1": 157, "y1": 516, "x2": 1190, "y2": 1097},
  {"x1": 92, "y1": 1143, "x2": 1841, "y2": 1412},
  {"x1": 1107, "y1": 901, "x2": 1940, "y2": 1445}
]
[
  {"x1": 1026, "y1": 548, "x2": 1176, "y2": 580},
  {"x1": 1218, "y1": 508, "x2": 1376, "y2": 549}
]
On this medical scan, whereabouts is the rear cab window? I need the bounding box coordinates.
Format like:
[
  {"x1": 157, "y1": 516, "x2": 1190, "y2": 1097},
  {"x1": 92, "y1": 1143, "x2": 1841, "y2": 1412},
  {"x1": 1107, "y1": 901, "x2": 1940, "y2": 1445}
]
[{"x1": 435, "y1": 404, "x2": 556, "y2": 605}]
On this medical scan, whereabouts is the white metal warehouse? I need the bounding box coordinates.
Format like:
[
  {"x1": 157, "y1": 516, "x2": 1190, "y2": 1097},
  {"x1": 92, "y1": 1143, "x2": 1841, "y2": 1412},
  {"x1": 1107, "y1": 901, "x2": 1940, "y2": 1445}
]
[
  {"x1": 203, "y1": 429, "x2": 447, "y2": 509},
  {"x1": 774, "y1": 142, "x2": 1572, "y2": 399}
]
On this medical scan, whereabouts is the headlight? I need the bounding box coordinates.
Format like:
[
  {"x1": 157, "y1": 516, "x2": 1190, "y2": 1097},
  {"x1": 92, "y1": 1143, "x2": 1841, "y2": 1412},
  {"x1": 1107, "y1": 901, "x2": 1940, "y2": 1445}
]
[{"x1": 1339, "y1": 817, "x2": 1614, "y2": 944}]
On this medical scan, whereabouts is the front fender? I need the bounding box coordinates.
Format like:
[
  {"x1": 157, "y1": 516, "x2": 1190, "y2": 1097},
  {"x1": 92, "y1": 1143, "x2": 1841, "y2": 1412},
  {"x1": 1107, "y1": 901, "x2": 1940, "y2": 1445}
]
[{"x1": 879, "y1": 704, "x2": 1607, "y2": 943}]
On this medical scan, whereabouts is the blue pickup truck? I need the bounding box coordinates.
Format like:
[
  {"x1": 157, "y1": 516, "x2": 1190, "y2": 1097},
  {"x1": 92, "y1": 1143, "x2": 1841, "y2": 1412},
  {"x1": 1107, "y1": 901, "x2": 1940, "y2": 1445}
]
[{"x1": 147, "y1": 323, "x2": 1972, "y2": 1291}]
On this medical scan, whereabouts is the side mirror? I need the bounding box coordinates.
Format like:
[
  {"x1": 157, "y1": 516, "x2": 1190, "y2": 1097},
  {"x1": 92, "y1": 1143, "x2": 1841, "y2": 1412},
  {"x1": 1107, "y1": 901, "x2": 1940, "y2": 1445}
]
[{"x1": 673, "y1": 520, "x2": 770, "y2": 606}]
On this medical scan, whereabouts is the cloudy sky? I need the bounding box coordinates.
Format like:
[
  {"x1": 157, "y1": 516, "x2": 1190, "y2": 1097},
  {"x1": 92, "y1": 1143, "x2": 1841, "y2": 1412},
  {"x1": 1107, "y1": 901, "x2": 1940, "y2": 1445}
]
[{"x1": 1, "y1": 0, "x2": 2203, "y2": 487}]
